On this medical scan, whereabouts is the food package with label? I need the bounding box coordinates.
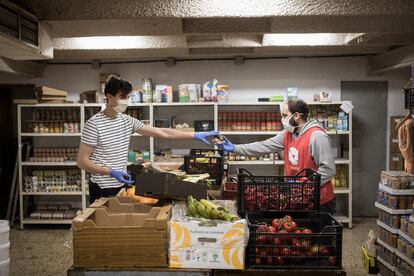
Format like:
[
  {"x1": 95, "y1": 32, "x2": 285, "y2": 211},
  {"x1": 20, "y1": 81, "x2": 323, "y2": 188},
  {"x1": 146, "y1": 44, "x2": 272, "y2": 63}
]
[
  {"x1": 379, "y1": 227, "x2": 398, "y2": 248},
  {"x1": 168, "y1": 201, "x2": 248, "y2": 270},
  {"x1": 381, "y1": 171, "x2": 414, "y2": 190},
  {"x1": 378, "y1": 210, "x2": 401, "y2": 229},
  {"x1": 377, "y1": 190, "x2": 414, "y2": 209},
  {"x1": 217, "y1": 85, "x2": 229, "y2": 103}
]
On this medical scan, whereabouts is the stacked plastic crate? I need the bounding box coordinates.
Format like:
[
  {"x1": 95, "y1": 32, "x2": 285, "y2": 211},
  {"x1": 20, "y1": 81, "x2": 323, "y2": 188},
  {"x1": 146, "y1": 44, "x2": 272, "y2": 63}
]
[
  {"x1": 375, "y1": 171, "x2": 414, "y2": 276},
  {"x1": 236, "y1": 168, "x2": 343, "y2": 269}
]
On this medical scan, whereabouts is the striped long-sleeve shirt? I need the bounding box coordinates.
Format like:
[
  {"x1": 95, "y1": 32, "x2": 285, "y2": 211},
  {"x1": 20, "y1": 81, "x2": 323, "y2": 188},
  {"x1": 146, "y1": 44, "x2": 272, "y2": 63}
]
[{"x1": 80, "y1": 111, "x2": 144, "y2": 188}]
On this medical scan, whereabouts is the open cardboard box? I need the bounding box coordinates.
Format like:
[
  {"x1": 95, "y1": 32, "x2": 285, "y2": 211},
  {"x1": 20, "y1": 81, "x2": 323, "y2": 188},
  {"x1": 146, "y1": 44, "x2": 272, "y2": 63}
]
[
  {"x1": 90, "y1": 197, "x2": 155, "y2": 214},
  {"x1": 72, "y1": 198, "x2": 172, "y2": 268}
]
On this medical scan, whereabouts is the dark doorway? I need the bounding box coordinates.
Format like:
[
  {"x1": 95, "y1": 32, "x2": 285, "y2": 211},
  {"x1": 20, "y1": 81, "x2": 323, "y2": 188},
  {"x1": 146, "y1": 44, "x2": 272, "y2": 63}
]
[
  {"x1": 0, "y1": 84, "x2": 35, "y2": 218},
  {"x1": 341, "y1": 81, "x2": 388, "y2": 217}
]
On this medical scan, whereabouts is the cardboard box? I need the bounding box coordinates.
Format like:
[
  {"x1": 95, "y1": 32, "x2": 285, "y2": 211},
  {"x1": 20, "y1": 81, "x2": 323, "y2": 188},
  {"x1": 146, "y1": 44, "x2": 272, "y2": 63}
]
[
  {"x1": 169, "y1": 203, "x2": 247, "y2": 270},
  {"x1": 91, "y1": 196, "x2": 157, "y2": 212},
  {"x1": 72, "y1": 198, "x2": 171, "y2": 268}
]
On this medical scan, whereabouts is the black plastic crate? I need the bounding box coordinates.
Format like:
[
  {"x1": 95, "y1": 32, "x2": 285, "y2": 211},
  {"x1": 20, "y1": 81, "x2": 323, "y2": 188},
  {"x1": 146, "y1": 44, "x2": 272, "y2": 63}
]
[
  {"x1": 237, "y1": 168, "x2": 321, "y2": 215},
  {"x1": 246, "y1": 212, "x2": 343, "y2": 269},
  {"x1": 184, "y1": 152, "x2": 224, "y2": 188},
  {"x1": 190, "y1": 148, "x2": 224, "y2": 156},
  {"x1": 404, "y1": 88, "x2": 414, "y2": 109}
]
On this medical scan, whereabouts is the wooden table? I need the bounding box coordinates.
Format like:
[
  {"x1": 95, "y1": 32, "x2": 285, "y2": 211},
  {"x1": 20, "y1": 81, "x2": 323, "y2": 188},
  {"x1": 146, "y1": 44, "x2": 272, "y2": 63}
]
[
  {"x1": 214, "y1": 269, "x2": 346, "y2": 276},
  {"x1": 67, "y1": 267, "x2": 211, "y2": 276},
  {"x1": 67, "y1": 267, "x2": 346, "y2": 276}
]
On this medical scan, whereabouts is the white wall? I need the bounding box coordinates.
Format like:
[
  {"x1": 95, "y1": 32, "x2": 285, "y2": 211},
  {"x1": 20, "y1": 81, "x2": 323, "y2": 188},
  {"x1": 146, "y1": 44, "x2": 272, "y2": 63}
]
[
  {"x1": 0, "y1": 56, "x2": 410, "y2": 167},
  {"x1": 0, "y1": 56, "x2": 409, "y2": 110}
]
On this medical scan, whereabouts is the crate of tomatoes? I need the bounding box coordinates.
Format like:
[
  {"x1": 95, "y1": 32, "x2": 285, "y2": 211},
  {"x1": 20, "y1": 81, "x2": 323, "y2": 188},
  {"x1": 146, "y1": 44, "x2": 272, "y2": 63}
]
[
  {"x1": 246, "y1": 213, "x2": 343, "y2": 269},
  {"x1": 237, "y1": 168, "x2": 321, "y2": 215}
]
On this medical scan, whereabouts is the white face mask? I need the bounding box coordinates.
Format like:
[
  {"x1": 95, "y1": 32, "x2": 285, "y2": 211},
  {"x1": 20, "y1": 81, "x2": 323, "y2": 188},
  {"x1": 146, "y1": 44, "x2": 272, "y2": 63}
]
[
  {"x1": 113, "y1": 99, "x2": 128, "y2": 113},
  {"x1": 282, "y1": 113, "x2": 297, "y2": 133}
]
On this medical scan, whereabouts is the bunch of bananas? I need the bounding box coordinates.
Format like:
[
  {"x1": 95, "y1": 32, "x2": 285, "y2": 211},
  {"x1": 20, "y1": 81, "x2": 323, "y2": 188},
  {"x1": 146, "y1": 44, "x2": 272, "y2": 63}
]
[{"x1": 186, "y1": 196, "x2": 239, "y2": 222}]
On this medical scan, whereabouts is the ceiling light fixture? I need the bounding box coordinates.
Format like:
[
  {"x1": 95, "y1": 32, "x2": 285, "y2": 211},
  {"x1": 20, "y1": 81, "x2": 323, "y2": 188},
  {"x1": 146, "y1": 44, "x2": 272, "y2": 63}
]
[
  {"x1": 53, "y1": 36, "x2": 185, "y2": 50},
  {"x1": 262, "y1": 33, "x2": 362, "y2": 46}
]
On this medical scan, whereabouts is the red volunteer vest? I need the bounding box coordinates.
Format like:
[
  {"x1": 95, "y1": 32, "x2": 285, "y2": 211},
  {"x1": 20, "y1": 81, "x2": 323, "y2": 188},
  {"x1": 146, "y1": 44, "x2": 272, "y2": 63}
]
[{"x1": 284, "y1": 126, "x2": 335, "y2": 205}]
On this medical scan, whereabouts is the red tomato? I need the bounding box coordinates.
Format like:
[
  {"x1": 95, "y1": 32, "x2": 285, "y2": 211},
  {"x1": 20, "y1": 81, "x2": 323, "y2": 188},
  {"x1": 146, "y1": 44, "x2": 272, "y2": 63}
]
[
  {"x1": 274, "y1": 236, "x2": 281, "y2": 246},
  {"x1": 281, "y1": 247, "x2": 291, "y2": 256},
  {"x1": 275, "y1": 256, "x2": 284, "y2": 265},
  {"x1": 266, "y1": 256, "x2": 273, "y2": 265},
  {"x1": 328, "y1": 256, "x2": 336, "y2": 265},
  {"x1": 277, "y1": 229, "x2": 288, "y2": 243},
  {"x1": 256, "y1": 235, "x2": 266, "y2": 245},
  {"x1": 282, "y1": 221, "x2": 298, "y2": 233},
  {"x1": 292, "y1": 238, "x2": 303, "y2": 248},
  {"x1": 272, "y1": 219, "x2": 281, "y2": 229},
  {"x1": 257, "y1": 224, "x2": 269, "y2": 233},
  {"x1": 320, "y1": 246, "x2": 330, "y2": 256},
  {"x1": 294, "y1": 229, "x2": 302, "y2": 234},
  {"x1": 302, "y1": 228, "x2": 313, "y2": 234},
  {"x1": 255, "y1": 257, "x2": 262, "y2": 265}
]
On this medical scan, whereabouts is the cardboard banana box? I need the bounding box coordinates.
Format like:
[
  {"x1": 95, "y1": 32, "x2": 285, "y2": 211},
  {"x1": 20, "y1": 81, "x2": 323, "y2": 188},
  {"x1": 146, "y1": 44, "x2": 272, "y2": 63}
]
[{"x1": 168, "y1": 202, "x2": 247, "y2": 270}]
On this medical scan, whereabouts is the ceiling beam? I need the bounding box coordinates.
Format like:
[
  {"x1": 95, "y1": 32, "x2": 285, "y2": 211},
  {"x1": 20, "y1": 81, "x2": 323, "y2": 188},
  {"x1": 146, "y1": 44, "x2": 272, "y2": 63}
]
[
  {"x1": 48, "y1": 15, "x2": 414, "y2": 37},
  {"x1": 14, "y1": 0, "x2": 414, "y2": 20},
  {"x1": 270, "y1": 15, "x2": 414, "y2": 33},
  {"x1": 368, "y1": 44, "x2": 414, "y2": 74},
  {"x1": 0, "y1": 57, "x2": 45, "y2": 77},
  {"x1": 49, "y1": 18, "x2": 183, "y2": 37}
]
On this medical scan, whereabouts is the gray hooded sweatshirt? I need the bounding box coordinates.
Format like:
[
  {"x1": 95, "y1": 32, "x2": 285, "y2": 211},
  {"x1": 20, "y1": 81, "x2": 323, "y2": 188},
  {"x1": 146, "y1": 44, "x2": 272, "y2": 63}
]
[{"x1": 233, "y1": 120, "x2": 336, "y2": 185}]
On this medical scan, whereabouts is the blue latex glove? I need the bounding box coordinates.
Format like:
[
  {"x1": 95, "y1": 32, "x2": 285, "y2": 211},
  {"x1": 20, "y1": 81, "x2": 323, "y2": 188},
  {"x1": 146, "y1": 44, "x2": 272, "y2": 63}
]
[
  {"x1": 217, "y1": 137, "x2": 235, "y2": 153},
  {"x1": 193, "y1": 131, "x2": 219, "y2": 145},
  {"x1": 109, "y1": 169, "x2": 135, "y2": 184}
]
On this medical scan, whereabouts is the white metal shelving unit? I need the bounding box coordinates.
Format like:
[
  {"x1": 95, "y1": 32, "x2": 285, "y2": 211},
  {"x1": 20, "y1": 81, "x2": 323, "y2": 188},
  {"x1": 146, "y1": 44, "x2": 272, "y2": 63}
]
[
  {"x1": 21, "y1": 161, "x2": 78, "y2": 166},
  {"x1": 18, "y1": 101, "x2": 353, "y2": 227},
  {"x1": 18, "y1": 104, "x2": 85, "y2": 229}
]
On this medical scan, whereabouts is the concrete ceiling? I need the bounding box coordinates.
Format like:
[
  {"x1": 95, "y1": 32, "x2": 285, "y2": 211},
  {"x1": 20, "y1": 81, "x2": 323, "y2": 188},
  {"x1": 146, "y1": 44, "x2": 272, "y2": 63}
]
[{"x1": 6, "y1": 0, "x2": 414, "y2": 66}]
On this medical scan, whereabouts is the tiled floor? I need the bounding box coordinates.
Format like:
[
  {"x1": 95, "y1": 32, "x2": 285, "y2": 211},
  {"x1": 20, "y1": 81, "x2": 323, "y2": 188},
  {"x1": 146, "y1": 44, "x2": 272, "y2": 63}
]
[{"x1": 8, "y1": 218, "x2": 376, "y2": 276}]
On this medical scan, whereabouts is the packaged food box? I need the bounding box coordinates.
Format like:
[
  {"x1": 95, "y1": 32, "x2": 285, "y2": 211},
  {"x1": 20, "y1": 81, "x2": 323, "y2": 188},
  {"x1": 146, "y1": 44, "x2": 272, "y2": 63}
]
[
  {"x1": 399, "y1": 216, "x2": 414, "y2": 240},
  {"x1": 381, "y1": 171, "x2": 414, "y2": 190},
  {"x1": 378, "y1": 243, "x2": 397, "y2": 266},
  {"x1": 377, "y1": 190, "x2": 414, "y2": 209},
  {"x1": 379, "y1": 227, "x2": 398, "y2": 248},
  {"x1": 378, "y1": 261, "x2": 395, "y2": 276},
  {"x1": 378, "y1": 209, "x2": 401, "y2": 229},
  {"x1": 396, "y1": 257, "x2": 414, "y2": 276}
]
